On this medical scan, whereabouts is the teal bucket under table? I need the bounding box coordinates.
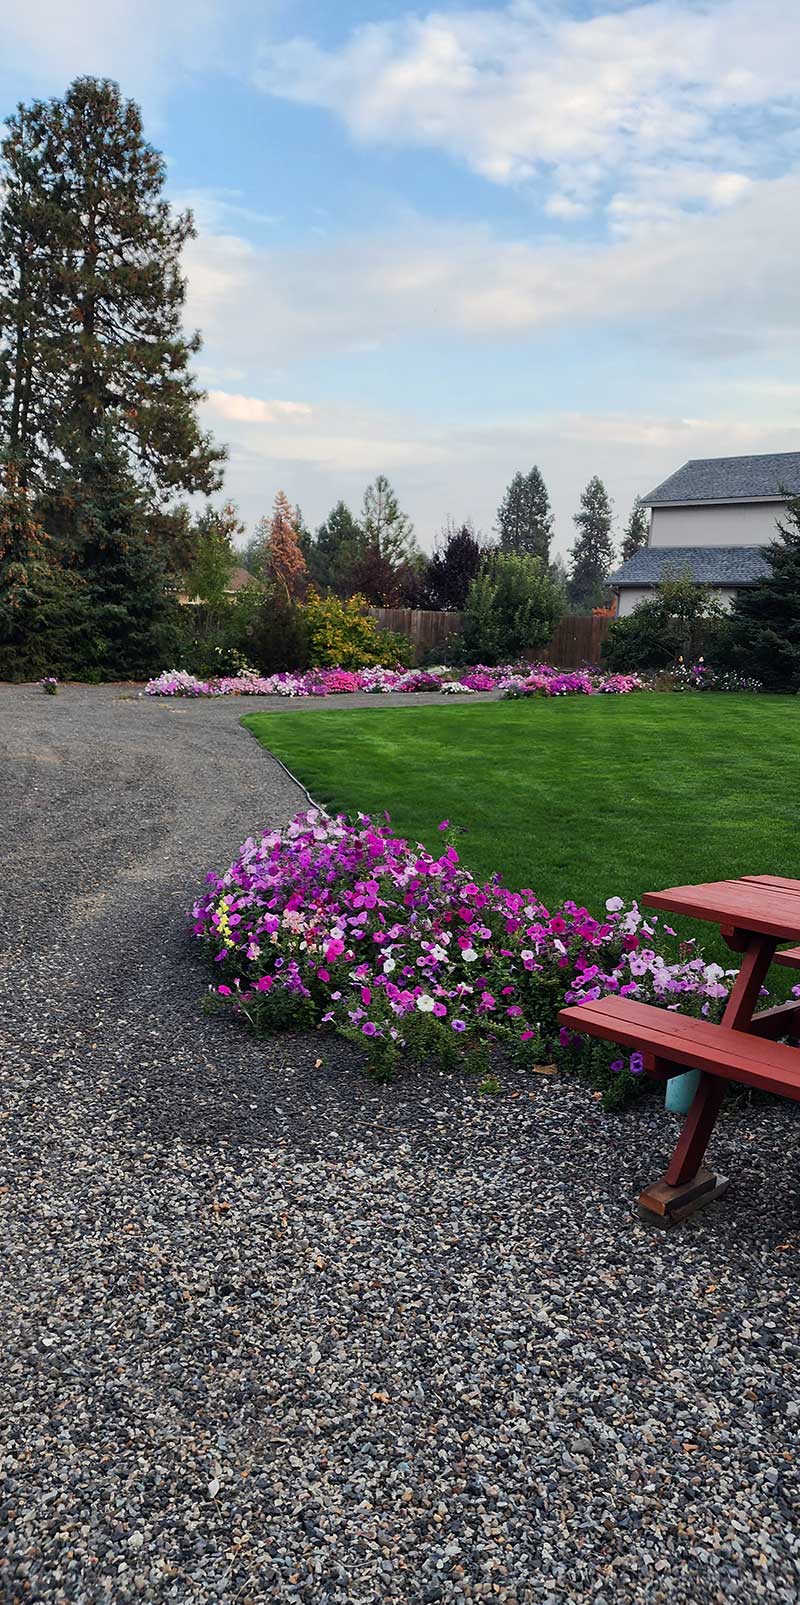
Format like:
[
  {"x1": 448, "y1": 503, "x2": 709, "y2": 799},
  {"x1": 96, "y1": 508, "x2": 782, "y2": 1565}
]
[{"x1": 665, "y1": 1068, "x2": 700, "y2": 1114}]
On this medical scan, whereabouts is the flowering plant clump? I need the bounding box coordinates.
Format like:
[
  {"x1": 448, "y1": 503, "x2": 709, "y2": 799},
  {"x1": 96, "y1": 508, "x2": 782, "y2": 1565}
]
[
  {"x1": 39, "y1": 676, "x2": 59, "y2": 695},
  {"x1": 669, "y1": 659, "x2": 763, "y2": 694},
  {"x1": 501, "y1": 666, "x2": 645, "y2": 698},
  {"x1": 147, "y1": 669, "x2": 218, "y2": 696},
  {"x1": 191, "y1": 810, "x2": 739, "y2": 1107}
]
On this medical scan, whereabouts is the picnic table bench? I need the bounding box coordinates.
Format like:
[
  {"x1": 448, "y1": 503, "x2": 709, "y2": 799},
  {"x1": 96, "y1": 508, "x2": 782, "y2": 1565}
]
[{"x1": 559, "y1": 875, "x2": 800, "y2": 1224}]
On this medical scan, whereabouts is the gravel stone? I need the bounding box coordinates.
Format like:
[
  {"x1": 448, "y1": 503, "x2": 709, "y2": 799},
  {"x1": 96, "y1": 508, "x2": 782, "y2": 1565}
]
[{"x1": 1, "y1": 682, "x2": 799, "y2": 1604}]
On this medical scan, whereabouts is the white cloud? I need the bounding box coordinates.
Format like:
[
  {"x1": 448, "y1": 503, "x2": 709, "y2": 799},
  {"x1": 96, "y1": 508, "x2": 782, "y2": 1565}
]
[
  {"x1": 207, "y1": 391, "x2": 312, "y2": 425},
  {"x1": 184, "y1": 169, "x2": 800, "y2": 365},
  {"x1": 0, "y1": 0, "x2": 249, "y2": 101},
  {"x1": 258, "y1": 0, "x2": 800, "y2": 225}
]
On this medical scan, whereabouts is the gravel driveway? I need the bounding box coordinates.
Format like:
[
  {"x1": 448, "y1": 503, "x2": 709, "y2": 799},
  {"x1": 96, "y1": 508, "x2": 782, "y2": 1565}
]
[{"x1": 1, "y1": 683, "x2": 798, "y2": 1605}]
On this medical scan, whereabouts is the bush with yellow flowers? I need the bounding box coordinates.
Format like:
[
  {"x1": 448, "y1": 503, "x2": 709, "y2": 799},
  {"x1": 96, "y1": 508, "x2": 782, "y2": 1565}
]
[{"x1": 303, "y1": 589, "x2": 413, "y2": 669}]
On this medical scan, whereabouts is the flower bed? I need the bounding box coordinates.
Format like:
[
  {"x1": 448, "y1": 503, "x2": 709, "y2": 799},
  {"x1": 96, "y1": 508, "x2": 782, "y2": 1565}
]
[
  {"x1": 191, "y1": 810, "x2": 736, "y2": 1107},
  {"x1": 147, "y1": 663, "x2": 647, "y2": 698}
]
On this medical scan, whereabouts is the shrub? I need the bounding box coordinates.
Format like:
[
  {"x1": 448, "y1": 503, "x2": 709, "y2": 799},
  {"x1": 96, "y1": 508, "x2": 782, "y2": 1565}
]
[
  {"x1": 460, "y1": 552, "x2": 563, "y2": 665},
  {"x1": 303, "y1": 589, "x2": 413, "y2": 669},
  {"x1": 602, "y1": 575, "x2": 724, "y2": 673}
]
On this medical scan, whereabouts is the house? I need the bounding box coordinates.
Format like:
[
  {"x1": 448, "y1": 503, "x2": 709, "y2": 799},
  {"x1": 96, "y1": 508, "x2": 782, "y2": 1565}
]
[
  {"x1": 608, "y1": 450, "x2": 800, "y2": 617},
  {"x1": 177, "y1": 565, "x2": 258, "y2": 607}
]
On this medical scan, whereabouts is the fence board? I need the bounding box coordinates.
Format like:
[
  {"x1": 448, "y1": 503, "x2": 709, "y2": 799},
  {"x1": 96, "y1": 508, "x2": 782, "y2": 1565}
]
[{"x1": 533, "y1": 615, "x2": 612, "y2": 668}]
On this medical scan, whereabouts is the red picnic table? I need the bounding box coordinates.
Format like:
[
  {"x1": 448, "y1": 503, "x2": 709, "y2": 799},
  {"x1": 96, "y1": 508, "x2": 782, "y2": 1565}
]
[{"x1": 559, "y1": 874, "x2": 800, "y2": 1224}]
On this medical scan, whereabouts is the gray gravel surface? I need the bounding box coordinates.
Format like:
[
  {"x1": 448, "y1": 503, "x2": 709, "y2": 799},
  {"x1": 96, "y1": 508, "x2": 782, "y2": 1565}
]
[{"x1": 1, "y1": 682, "x2": 799, "y2": 1605}]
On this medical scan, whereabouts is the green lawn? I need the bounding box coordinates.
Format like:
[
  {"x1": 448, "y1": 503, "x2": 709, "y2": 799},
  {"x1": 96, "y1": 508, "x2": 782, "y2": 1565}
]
[{"x1": 244, "y1": 694, "x2": 800, "y2": 955}]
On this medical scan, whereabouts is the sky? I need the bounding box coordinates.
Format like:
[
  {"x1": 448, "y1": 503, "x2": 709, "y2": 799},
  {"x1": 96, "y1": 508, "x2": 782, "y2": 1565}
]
[{"x1": 2, "y1": 0, "x2": 800, "y2": 558}]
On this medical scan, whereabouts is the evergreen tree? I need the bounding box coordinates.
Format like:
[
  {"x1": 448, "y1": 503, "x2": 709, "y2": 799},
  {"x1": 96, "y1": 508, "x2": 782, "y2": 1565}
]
[
  {"x1": 265, "y1": 490, "x2": 307, "y2": 600},
  {"x1": 496, "y1": 466, "x2": 553, "y2": 562},
  {"x1": 0, "y1": 458, "x2": 86, "y2": 677},
  {"x1": 186, "y1": 500, "x2": 242, "y2": 607},
  {"x1": 0, "y1": 77, "x2": 224, "y2": 521},
  {"x1": 294, "y1": 504, "x2": 314, "y2": 566},
  {"x1": 620, "y1": 496, "x2": 648, "y2": 561},
  {"x1": 361, "y1": 474, "x2": 417, "y2": 566},
  {"x1": 312, "y1": 500, "x2": 365, "y2": 594},
  {"x1": 0, "y1": 104, "x2": 62, "y2": 483},
  {"x1": 725, "y1": 499, "x2": 800, "y2": 689},
  {"x1": 568, "y1": 476, "x2": 615, "y2": 609},
  {"x1": 45, "y1": 426, "x2": 180, "y2": 677}
]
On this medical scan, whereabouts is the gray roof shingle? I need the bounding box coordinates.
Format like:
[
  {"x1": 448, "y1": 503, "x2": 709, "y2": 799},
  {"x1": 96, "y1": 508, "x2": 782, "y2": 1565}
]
[
  {"x1": 608, "y1": 546, "x2": 771, "y2": 589},
  {"x1": 643, "y1": 451, "x2": 800, "y2": 505}
]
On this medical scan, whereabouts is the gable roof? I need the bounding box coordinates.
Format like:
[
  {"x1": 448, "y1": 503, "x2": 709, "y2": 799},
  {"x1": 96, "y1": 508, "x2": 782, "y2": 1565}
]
[
  {"x1": 643, "y1": 451, "x2": 800, "y2": 506},
  {"x1": 608, "y1": 546, "x2": 771, "y2": 589},
  {"x1": 227, "y1": 565, "x2": 258, "y2": 592}
]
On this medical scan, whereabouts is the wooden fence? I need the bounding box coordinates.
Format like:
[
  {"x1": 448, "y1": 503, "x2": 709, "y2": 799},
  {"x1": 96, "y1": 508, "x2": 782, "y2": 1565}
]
[
  {"x1": 371, "y1": 607, "x2": 612, "y2": 668},
  {"x1": 370, "y1": 608, "x2": 464, "y2": 663},
  {"x1": 531, "y1": 614, "x2": 612, "y2": 668}
]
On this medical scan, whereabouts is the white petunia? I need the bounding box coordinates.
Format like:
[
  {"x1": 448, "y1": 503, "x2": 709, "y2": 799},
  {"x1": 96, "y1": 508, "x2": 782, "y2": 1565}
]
[
  {"x1": 416, "y1": 994, "x2": 435, "y2": 1012},
  {"x1": 605, "y1": 896, "x2": 624, "y2": 913}
]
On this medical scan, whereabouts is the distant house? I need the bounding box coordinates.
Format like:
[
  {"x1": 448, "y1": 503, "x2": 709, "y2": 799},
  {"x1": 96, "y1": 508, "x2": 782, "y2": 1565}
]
[
  {"x1": 608, "y1": 451, "x2": 800, "y2": 617},
  {"x1": 177, "y1": 565, "x2": 258, "y2": 607}
]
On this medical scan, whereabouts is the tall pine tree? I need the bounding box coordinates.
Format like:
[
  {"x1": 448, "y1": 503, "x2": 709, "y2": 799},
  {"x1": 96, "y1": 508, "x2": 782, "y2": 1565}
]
[
  {"x1": 620, "y1": 496, "x2": 648, "y2": 561},
  {"x1": 361, "y1": 474, "x2": 417, "y2": 566},
  {"x1": 0, "y1": 78, "x2": 224, "y2": 539},
  {"x1": 312, "y1": 500, "x2": 365, "y2": 594},
  {"x1": 496, "y1": 466, "x2": 553, "y2": 562},
  {"x1": 568, "y1": 476, "x2": 615, "y2": 609}
]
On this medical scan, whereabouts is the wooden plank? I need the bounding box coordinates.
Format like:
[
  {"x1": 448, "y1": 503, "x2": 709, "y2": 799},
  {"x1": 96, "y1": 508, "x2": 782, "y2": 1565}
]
[
  {"x1": 558, "y1": 996, "x2": 800, "y2": 1099},
  {"x1": 774, "y1": 945, "x2": 800, "y2": 970},
  {"x1": 643, "y1": 881, "x2": 800, "y2": 939},
  {"x1": 748, "y1": 1000, "x2": 800, "y2": 1039},
  {"x1": 741, "y1": 875, "x2": 800, "y2": 897}
]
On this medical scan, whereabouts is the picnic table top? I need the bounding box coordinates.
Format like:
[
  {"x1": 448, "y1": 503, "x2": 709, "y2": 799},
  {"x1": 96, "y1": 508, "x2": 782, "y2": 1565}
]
[{"x1": 643, "y1": 875, "x2": 800, "y2": 941}]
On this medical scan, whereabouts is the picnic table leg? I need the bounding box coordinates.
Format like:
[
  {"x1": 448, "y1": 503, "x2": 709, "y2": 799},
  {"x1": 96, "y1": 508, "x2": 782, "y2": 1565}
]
[{"x1": 639, "y1": 934, "x2": 776, "y2": 1222}]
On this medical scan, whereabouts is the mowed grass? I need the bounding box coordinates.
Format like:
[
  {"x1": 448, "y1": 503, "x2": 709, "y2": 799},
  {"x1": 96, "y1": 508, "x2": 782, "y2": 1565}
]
[{"x1": 244, "y1": 694, "x2": 800, "y2": 957}]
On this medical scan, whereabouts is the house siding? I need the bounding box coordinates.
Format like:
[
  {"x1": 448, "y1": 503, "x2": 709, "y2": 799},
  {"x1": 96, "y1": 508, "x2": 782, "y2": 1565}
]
[
  {"x1": 617, "y1": 584, "x2": 739, "y2": 619},
  {"x1": 650, "y1": 501, "x2": 785, "y2": 548}
]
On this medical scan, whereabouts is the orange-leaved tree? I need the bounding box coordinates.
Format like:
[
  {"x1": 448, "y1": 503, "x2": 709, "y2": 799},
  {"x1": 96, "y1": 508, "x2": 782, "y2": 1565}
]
[{"x1": 265, "y1": 490, "x2": 307, "y2": 600}]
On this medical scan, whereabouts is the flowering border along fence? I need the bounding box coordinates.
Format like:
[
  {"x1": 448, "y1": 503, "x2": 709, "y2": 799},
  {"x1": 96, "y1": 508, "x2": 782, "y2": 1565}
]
[
  {"x1": 148, "y1": 664, "x2": 644, "y2": 698},
  {"x1": 192, "y1": 810, "x2": 738, "y2": 1108}
]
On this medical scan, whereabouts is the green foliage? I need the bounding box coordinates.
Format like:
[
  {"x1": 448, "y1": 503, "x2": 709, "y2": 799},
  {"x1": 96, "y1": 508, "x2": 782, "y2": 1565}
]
[
  {"x1": 361, "y1": 474, "x2": 417, "y2": 567},
  {"x1": 496, "y1": 466, "x2": 553, "y2": 562},
  {"x1": 602, "y1": 574, "x2": 724, "y2": 672},
  {"x1": 309, "y1": 500, "x2": 365, "y2": 594},
  {"x1": 0, "y1": 459, "x2": 89, "y2": 679},
  {"x1": 43, "y1": 427, "x2": 183, "y2": 679},
  {"x1": 620, "y1": 496, "x2": 648, "y2": 561},
  {"x1": 721, "y1": 498, "x2": 800, "y2": 690},
  {"x1": 243, "y1": 585, "x2": 310, "y2": 674},
  {"x1": 0, "y1": 77, "x2": 224, "y2": 506},
  {"x1": 461, "y1": 550, "x2": 564, "y2": 663},
  {"x1": 568, "y1": 476, "x2": 615, "y2": 608},
  {"x1": 185, "y1": 500, "x2": 241, "y2": 607},
  {"x1": 303, "y1": 589, "x2": 413, "y2": 669}
]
